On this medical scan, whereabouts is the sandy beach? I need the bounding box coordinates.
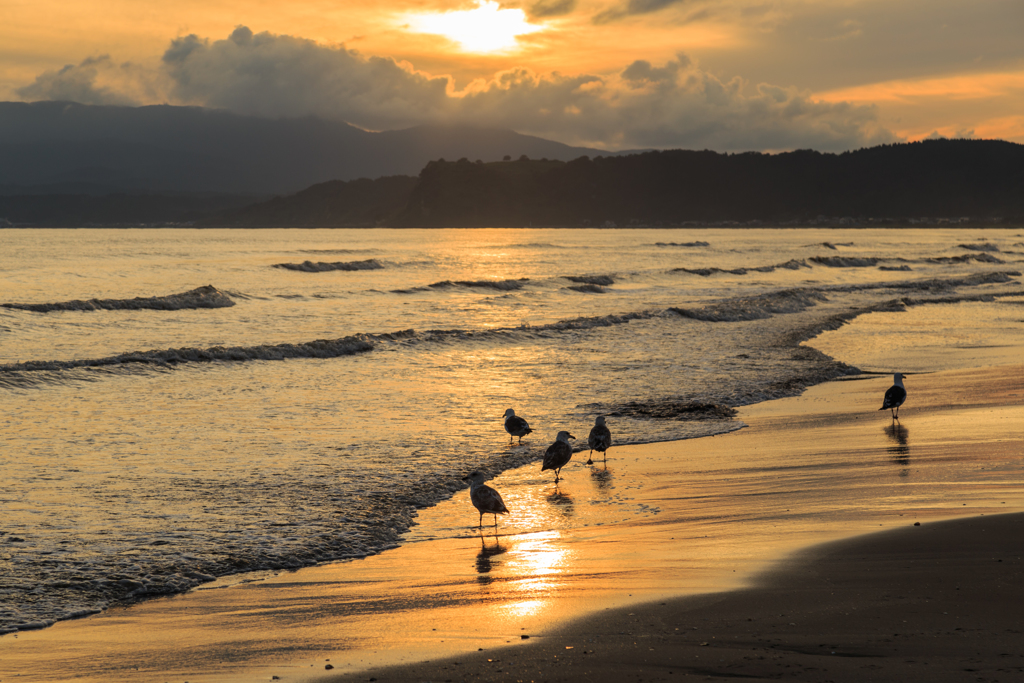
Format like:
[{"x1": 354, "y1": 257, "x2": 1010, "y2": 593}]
[
  {"x1": 3, "y1": 360, "x2": 1023, "y2": 682},
  {"x1": 337, "y1": 511, "x2": 1024, "y2": 683}
]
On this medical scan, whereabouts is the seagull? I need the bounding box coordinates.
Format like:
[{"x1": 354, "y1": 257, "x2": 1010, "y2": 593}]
[
  {"x1": 879, "y1": 372, "x2": 907, "y2": 420},
  {"x1": 464, "y1": 471, "x2": 509, "y2": 530},
  {"x1": 587, "y1": 416, "x2": 612, "y2": 465},
  {"x1": 541, "y1": 431, "x2": 576, "y2": 483},
  {"x1": 503, "y1": 408, "x2": 533, "y2": 445}
]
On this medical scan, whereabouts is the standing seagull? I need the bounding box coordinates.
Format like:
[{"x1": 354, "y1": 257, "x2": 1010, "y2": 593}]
[
  {"x1": 542, "y1": 431, "x2": 576, "y2": 483},
  {"x1": 879, "y1": 372, "x2": 907, "y2": 420},
  {"x1": 464, "y1": 471, "x2": 509, "y2": 530},
  {"x1": 586, "y1": 416, "x2": 612, "y2": 465},
  {"x1": 503, "y1": 408, "x2": 533, "y2": 445}
]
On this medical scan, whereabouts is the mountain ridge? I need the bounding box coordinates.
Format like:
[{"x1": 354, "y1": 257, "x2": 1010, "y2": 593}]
[
  {"x1": 203, "y1": 139, "x2": 1024, "y2": 228},
  {"x1": 0, "y1": 101, "x2": 611, "y2": 195}
]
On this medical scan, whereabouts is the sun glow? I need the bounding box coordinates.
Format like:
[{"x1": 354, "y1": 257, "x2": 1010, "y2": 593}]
[{"x1": 407, "y1": 1, "x2": 543, "y2": 53}]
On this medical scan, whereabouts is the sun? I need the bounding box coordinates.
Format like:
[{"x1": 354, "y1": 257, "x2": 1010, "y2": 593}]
[{"x1": 407, "y1": 1, "x2": 543, "y2": 53}]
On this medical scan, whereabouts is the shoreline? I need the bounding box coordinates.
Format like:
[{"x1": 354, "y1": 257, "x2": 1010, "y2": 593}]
[{"x1": 2, "y1": 360, "x2": 1022, "y2": 681}]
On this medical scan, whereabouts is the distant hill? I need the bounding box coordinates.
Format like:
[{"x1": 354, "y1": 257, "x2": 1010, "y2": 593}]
[
  {"x1": 0, "y1": 101, "x2": 607, "y2": 195},
  {"x1": 390, "y1": 140, "x2": 1024, "y2": 227},
  {"x1": 201, "y1": 176, "x2": 419, "y2": 227},
  {"x1": 193, "y1": 139, "x2": 1024, "y2": 229},
  {"x1": 4, "y1": 127, "x2": 1023, "y2": 227}
]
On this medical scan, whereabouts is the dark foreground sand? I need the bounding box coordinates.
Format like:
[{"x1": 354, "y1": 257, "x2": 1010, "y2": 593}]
[{"x1": 333, "y1": 512, "x2": 1024, "y2": 683}]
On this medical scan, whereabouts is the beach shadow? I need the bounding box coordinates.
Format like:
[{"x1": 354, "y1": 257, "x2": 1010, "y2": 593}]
[
  {"x1": 589, "y1": 464, "x2": 614, "y2": 494},
  {"x1": 475, "y1": 533, "x2": 507, "y2": 583},
  {"x1": 546, "y1": 486, "x2": 575, "y2": 519},
  {"x1": 884, "y1": 423, "x2": 911, "y2": 475}
]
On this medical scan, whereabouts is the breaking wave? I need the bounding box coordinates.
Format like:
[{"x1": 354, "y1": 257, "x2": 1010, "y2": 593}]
[
  {"x1": 959, "y1": 243, "x2": 1001, "y2": 252},
  {"x1": 671, "y1": 289, "x2": 829, "y2": 322},
  {"x1": 273, "y1": 259, "x2": 384, "y2": 272},
  {"x1": 673, "y1": 259, "x2": 809, "y2": 276},
  {"x1": 606, "y1": 400, "x2": 737, "y2": 421},
  {"x1": 297, "y1": 248, "x2": 377, "y2": 254},
  {"x1": 426, "y1": 278, "x2": 530, "y2": 291},
  {"x1": 1, "y1": 285, "x2": 234, "y2": 313},
  {"x1": 805, "y1": 242, "x2": 854, "y2": 250},
  {"x1": 812, "y1": 253, "x2": 1004, "y2": 267},
  {"x1": 810, "y1": 256, "x2": 886, "y2": 267},
  {"x1": 567, "y1": 284, "x2": 608, "y2": 293},
  {"x1": 565, "y1": 274, "x2": 615, "y2": 286},
  {"x1": 1, "y1": 336, "x2": 374, "y2": 374},
  {"x1": 655, "y1": 241, "x2": 710, "y2": 247},
  {"x1": 5, "y1": 272, "x2": 1017, "y2": 382},
  {"x1": 926, "y1": 253, "x2": 1004, "y2": 264}
]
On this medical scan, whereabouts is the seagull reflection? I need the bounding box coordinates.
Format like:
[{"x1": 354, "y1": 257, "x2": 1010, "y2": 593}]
[
  {"x1": 590, "y1": 464, "x2": 613, "y2": 492},
  {"x1": 884, "y1": 423, "x2": 910, "y2": 473},
  {"x1": 546, "y1": 487, "x2": 575, "y2": 519},
  {"x1": 476, "y1": 534, "x2": 507, "y2": 583}
]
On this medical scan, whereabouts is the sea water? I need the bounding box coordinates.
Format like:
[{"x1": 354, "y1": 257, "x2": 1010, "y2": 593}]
[{"x1": 1, "y1": 227, "x2": 1022, "y2": 634}]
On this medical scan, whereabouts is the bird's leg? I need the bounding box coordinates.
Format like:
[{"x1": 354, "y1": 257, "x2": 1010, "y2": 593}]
[
  {"x1": 586, "y1": 449, "x2": 593, "y2": 466},
  {"x1": 478, "y1": 512, "x2": 484, "y2": 529}
]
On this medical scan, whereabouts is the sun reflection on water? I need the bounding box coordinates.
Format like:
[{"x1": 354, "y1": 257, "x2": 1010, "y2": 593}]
[{"x1": 493, "y1": 530, "x2": 573, "y2": 618}]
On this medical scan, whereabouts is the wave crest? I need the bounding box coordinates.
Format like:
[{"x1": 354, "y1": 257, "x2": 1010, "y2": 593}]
[
  {"x1": 655, "y1": 241, "x2": 710, "y2": 247},
  {"x1": 427, "y1": 279, "x2": 529, "y2": 291},
  {"x1": 565, "y1": 274, "x2": 615, "y2": 286},
  {"x1": 607, "y1": 400, "x2": 737, "y2": 420},
  {"x1": 273, "y1": 259, "x2": 384, "y2": 272},
  {"x1": 1, "y1": 285, "x2": 235, "y2": 313},
  {"x1": 1, "y1": 336, "x2": 373, "y2": 374},
  {"x1": 810, "y1": 256, "x2": 885, "y2": 267},
  {"x1": 671, "y1": 289, "x2": 829, "y2": 322},
  {"x1": 926, "y1": 253, "x2": 1004, "y2": 264},
  {"x1": 673, "y1": 259, "x2": 809, "y2": 277}
]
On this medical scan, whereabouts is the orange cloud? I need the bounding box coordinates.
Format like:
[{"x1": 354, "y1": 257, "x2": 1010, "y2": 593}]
[
  {"x1": 817, "y1": 71, "x2": 1024, "y2": 104},
  {"x1": 814, "y1": 70, "x2": 1024, "y2": 144}
]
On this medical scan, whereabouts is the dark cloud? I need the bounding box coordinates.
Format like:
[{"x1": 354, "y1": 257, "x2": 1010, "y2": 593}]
[
  {"x1": 159, "y1": 26, "x2": 452, "y2": 130},
  {"x1": 621, "y1": 54, "x2": 691, "y2": 86},
  {"x1": 594, "y1": 0, "x2": 686, "y2": 24},
  {"x1": 17, "y1": 26, "x2": 896, "y2": 152},
  {"x1": 452, "y1": 62, "x2": 895, "y2": 151},
  {"x1": 527, "y1": 0, "x2": 577, "y2": 19}
]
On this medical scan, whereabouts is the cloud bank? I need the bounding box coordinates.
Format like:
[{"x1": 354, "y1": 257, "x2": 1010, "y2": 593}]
[{"x1": 17, "y1": 25, "x2": 896, "y2": 152}]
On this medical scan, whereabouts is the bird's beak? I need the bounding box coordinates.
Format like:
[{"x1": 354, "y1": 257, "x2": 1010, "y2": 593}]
[{"x1": 569, "y1": 433, "x2": 576, "y2": 440}]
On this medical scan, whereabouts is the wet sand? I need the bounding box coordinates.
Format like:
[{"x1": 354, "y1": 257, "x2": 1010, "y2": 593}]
[
  {"x1": 2, "y1": 364, "x2": 1023, "y2": 682},
  {"x1": 334, "y1": 512, "x2": 1024, "y2": 683}
]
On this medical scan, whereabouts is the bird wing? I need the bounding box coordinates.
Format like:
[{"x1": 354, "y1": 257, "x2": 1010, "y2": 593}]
[
  {"x1": 472, "y1": 485, "x2": 509, "y2": 514},
  {"x1": 880, "y1": 385, "x2": 907, "y2": 409},
  {"x1": 589, "y1": 425, "x2": 612, "y2": 450},
  {"x1": 542, "y1": 441, "x2": 571, "y2": 470},
  {"x1": 505, "y1": 416, "x2": 531, "y2": 433}
]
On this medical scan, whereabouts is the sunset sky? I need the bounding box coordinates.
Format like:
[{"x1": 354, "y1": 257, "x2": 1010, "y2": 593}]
[{"x1": 3, "y1": 0, "x2": 1023, "y2": 151}]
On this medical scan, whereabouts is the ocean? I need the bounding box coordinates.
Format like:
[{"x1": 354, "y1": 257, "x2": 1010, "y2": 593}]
[{"x1": 2, "y1": 227, "x2": 1022, "y2": 636}]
